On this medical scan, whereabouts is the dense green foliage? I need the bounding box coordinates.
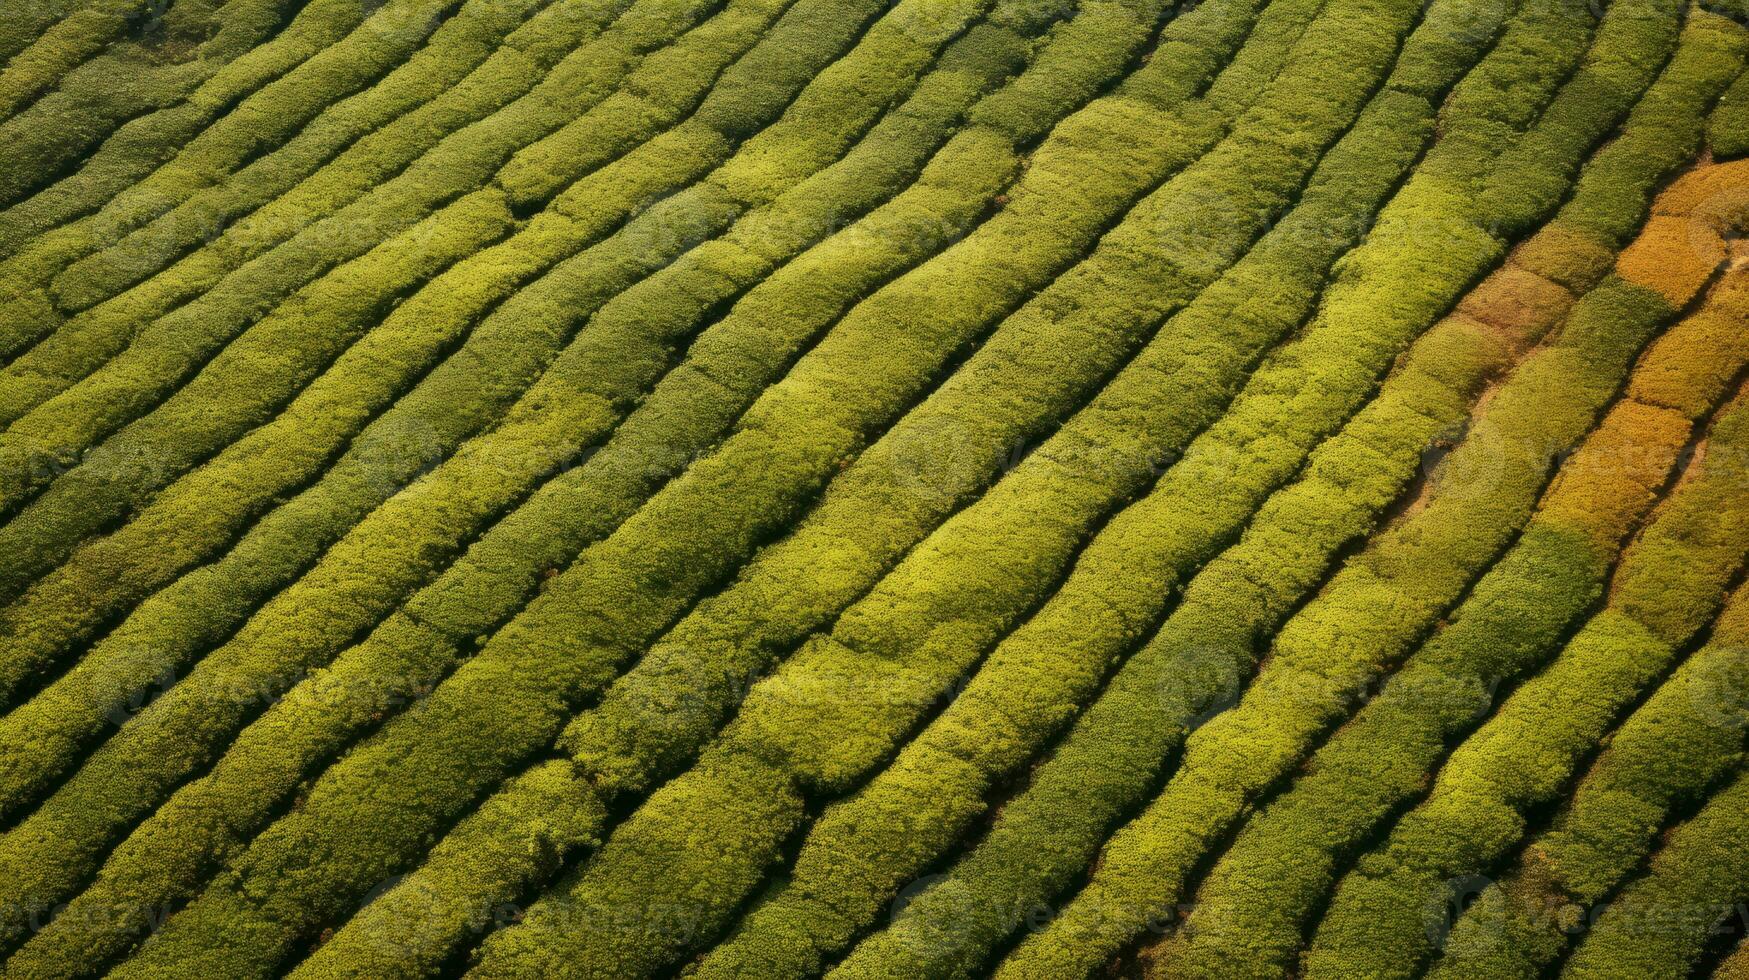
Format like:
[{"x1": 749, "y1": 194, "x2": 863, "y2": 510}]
[{"x1": 1, "y1": 0, "x2": 1746, "y2": 976}]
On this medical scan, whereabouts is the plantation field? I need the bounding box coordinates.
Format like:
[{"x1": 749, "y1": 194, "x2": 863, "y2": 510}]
[{"x1": 1, "y1": 0, "x2": 1748, "y2": 974}]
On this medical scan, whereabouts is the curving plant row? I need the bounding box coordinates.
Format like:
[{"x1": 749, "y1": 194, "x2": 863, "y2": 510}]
[
  {"x1": 79, "y1": 0, "x2": 1311, "y2": 972},
  {"x1": 241, "y1": 6, "x2": 1193, "y2": 973},
  {"x1": 0, "y1": 0, "x2": 1019, "y2": 955},
  {"x1": 0, "y1": 0, "x2": 634, "y2": 359},
  {"x1": 1131, "y1": 143, "x2": 1734, "y2": 980},
  {"x1": 1715, "y1": 65, "x2": 1749, "y2": 155},
  {"x1": 321, "y1": 0, "x2": 1343, "y2": 966},
  {"x1": 1561, "y1": 763, "x2": 1749, "y2": 976},
  {"x1": 1304, "y1": 223, "x2": 1749, "y2": 974},
  {"x1": 19, "y1": 0, "x2": 560, "y2": 308},
  {"x1": 0, "y1": 0, "x2": 610, "y2": 363},
  {"x1": 0, "y1": 0, "x2": 137, "y2": 71},
  {"x1": 1149, "y1": 28, "x2": 1749, "y2": 979},
  {"x1": 3, "y1": 0, "x2": 1748, "y2": 976},
  {"x1": 683, "y1": 4, "x2": 1536, "y2": 975},
  {"x1": 0, "y1": 0, "x2": 1086, "y2": 970},
  {"x1": 0, "y1": 0, "x2": 998, "y2": 741},
  {"x1": 1165, "y1": 295, "x2": 1749, "y2": 980},
  {"x1": 1429, "y1": 497, "x2": 1749, "y2": 976},
  {"x1": 0, "y1": 0, "x2": 728, "y2": 471},
  {"x1": 0, "y1": 0, "x2": 295, "y2": 210},
  {"x1": 0, "y1": 0, "x2": 813, "y2": 610},
  {"x1": 0, "y1": 0, "x2": 1030, "y2": 805},
  {"x1": 0, "y1": 0, "x2": 383, "y2": 271},
  {"x1": 0, "y1": 0, "x2": 1168, "y2": 952},
  {"x1": 836, "y1": 1, "x2": 1686, "y2": 974},
  {"x1": 0, "y1": 0, "x2": 729, "y2": 438},
  {"x1": 489, "y1": 0, "x2": 1445, "y2": 973},
  {"x1": 0, "y1": 0, "x2": 158, "y2": 124}
]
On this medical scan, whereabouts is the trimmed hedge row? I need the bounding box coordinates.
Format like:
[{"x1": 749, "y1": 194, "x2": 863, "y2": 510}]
[
  {"x1": 0, "y1": 0, "x2": 784, "y2": 609},
  {"x1": 696, "y1": 16, "x2": 1510, "y2": 979},
  {"x1": 265, "y1": 7, "x2": 1174, "y2": 976},
  {"x1": 0, "y1": 0, "x2": 291, "y2": 210},
  {"x1": 1179, "y1": 401, "x2": 1696, "y2": 980},
  {"x1": 512, "y1": 1, "x2": 1434, "y2": 974},
  {"x1": 0, "y1": 0, "x2": 949, "y2": 752},
  {"x1": 850, "y1": 1, "x2": 1654, "y2": 974},
  {"x1": 1713, "y1": 63, "x2": 1749, "y2": 155},
  {"x1": 0, "y1": 0, "x2": 616, "y2": 365},
  {"x1": 0, "y1": 0, "x2": 721, "y2": 479},
  {"x1": 0, "y1": 6, "x2": 1723, "y2": 980},
  {"x1": 997, "y1": 5, "x2": 1693, "y2": 972},
  {"x1": 0, "y1": 0, "x2": 959, "y2": 952},
  {"x1": 462, "y1": 2, "x2": 1368, "y2": 966},
  {"x1": 1430, "y1": 485, "x2": 1749, "y2": 976},
  {"x1": 1009, "y1": 258, "x2": 1658, "y2": 974},
  {"x1": 1562, "y1": 766, "x2": 1749, "y2": 977},
  {"x1": 0, "y1": 0, "x2": 1002, "y2": 790},
  {"x1": 1169, "y1": 308, "x2": 1749, "y2": 980},
  {"x1": 0, "y1": 0, "x2": 155, "y2": 121},
  {"x1": 1151, "y1": 25, "x2": 1749, "y2": 979},
  {"x1": 1497, "y1": 10, "x2": 1749, "y2": 298},
  {"x1": 540, "y1": 0, "x2": 1305, "y2": 824},
  {"x1": 1306, "y1": 368, "x2": 1749, "y2": 977},
  {"x1": 2, "y1": 0, "x2": 476, "y2": 268},
  {"x1": 43, "y1": 0, "x2": 564, "y2": 312},
  {"x1": 0, "y1": 0, "x2": 376, "y2": 268},
  {"x1": 0, "y1": 0, "x2": 1049, "y2": 971},
  {"x1": 1159, "y1": 371, "x2": 1716, "y2": 976},
  {"x1": 0, "y1": 0, "x2": 125, "y2": 68},
  {"x1": 1125, "y1": 179, "x2": 1711, "y2": 980},
  {"x1": 831, "y1": 100, "x2": 1449, "y2": 972},
  {"x1": 853, "y1": 16, "x2": 1724, "y2": 980},
  {"x1": 0, "y1": 0, "x2": 625, "y2": 362},
  {"x1": 1426, "y1": 173, "x2": 1749, "y2": 977},
  {"x1": 0, "y1": 0, "x2": 692, "y2": 374},
  {"x1": 100, "y1": 0, "x2": 1290, "y2": 973},
  {"x1": 0, "y1": 0, "x2": 587, "y2": 358}
]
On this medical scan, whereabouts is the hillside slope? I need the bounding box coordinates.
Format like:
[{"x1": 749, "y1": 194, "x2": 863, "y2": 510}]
[{"x1": 1, "y1": 0, "x2": 1747, "y2": 976}]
